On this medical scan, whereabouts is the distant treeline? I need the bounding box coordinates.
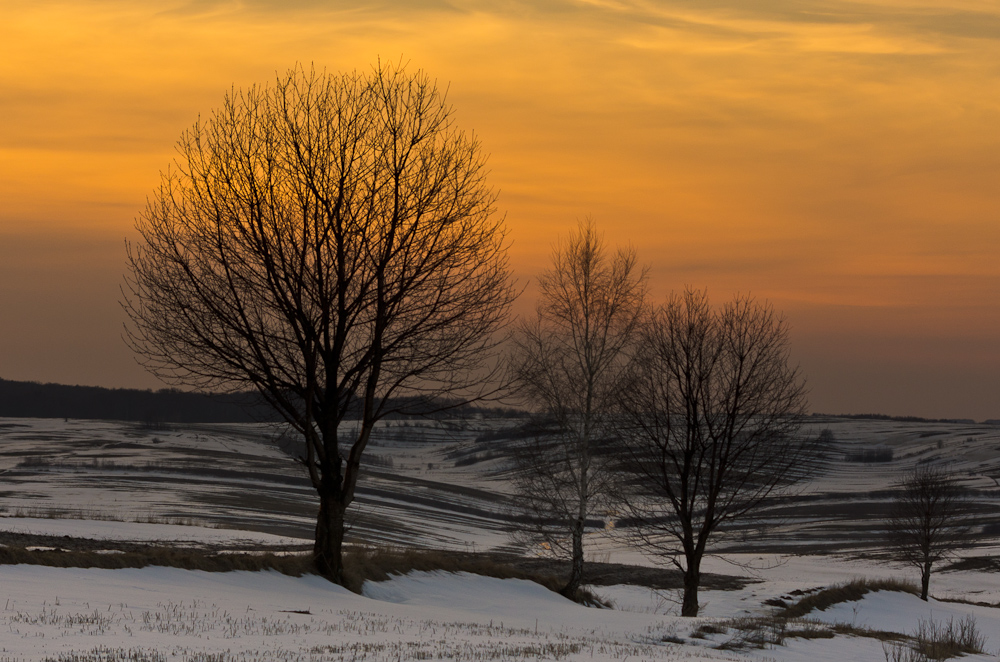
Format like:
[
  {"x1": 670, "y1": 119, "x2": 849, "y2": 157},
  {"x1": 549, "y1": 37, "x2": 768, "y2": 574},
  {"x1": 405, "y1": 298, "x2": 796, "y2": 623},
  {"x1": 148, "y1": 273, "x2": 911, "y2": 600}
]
[
  {"x1": 0, "y1": 378, "x2": 523, "y2": 424},
  {"x1": 0, "y1": 378, "x2": 277, "y2": 423},
  {"x1": 811, "y1": 412, "x2": 979, "y2": 425}
]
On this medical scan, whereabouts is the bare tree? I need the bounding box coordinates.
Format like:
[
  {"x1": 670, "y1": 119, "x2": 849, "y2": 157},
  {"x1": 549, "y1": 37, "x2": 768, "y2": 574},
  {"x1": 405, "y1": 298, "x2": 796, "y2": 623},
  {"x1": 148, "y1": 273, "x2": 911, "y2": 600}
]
[
  {"x1": 885, "y1": 466, "x2": 972, "y2": 601},
  {"x1": 123, "y1": 63, "x2": 516, "y2": 586},
  {"x1": 616, "y1": 289, "x2": 809, "y2": 616},
  {"x1": 508, "y1": 221, "x2": 646, "y2": 597}
]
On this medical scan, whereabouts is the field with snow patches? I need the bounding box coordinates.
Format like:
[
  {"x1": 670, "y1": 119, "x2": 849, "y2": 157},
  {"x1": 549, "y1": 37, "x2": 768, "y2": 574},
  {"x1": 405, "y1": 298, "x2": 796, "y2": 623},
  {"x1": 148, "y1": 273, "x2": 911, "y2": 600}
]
[{"x1": 1, "y1": 416, "x2": 999, "y2": 660}]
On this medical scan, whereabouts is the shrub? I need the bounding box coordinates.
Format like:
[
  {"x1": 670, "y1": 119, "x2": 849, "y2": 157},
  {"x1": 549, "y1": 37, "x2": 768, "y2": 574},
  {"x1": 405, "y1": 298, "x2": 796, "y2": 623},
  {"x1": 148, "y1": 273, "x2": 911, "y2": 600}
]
[
  {"x1": 881, "y1": 615, "x2": 987, "y2": 662},
  {"x1": 716, "y1": 615, "x2": 787, "y2": 650},
  {"x1": 691, "y1": 622, "x2": 727, "y2": 639},
  {"x1": 914, "y1": 615, "x2": 986, "y2": 659}
]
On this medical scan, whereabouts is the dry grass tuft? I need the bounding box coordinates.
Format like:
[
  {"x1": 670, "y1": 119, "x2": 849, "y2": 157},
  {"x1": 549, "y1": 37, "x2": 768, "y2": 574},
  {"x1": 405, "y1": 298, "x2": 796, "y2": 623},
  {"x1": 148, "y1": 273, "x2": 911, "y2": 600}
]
[
  {"x1": 778, "y1": 578, "x2": 919, "y2": 619},
  {"x1": 714, "y1": 615, "x2": 788, "y2": 650},
  {"x1": 881, "y1": 615, "x2": 988, "y2": 662},
  {"x1": 913, "y1": 615, "x2": 987, "y2": 659}
]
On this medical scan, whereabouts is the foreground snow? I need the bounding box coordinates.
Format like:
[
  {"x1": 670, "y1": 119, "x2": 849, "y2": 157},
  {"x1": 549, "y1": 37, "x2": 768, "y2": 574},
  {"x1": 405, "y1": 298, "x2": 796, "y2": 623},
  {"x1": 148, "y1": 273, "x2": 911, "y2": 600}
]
[
  {"x1": 0, "y1": 565, "x2": 728, "y2": 661},
  {"x1": 753, "y1": 591, "x2": 999, "y2": 662},
  {"x1": 810, "y1": 589, "x2": 1000, "y2": 641},
  {"x1": 1, "y1": 564, "x2": 998, "y2": 661},
  {"x1": 1, "y1": 416, "x2": 999, "y2": 660}
]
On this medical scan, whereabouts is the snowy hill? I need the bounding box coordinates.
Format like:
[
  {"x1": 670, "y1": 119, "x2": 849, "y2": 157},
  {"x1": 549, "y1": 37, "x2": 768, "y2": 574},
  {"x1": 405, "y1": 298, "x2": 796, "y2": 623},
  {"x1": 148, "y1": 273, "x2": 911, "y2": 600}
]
[{"x1": 0, "y1": 416, "x2": 999, "y2": 660}]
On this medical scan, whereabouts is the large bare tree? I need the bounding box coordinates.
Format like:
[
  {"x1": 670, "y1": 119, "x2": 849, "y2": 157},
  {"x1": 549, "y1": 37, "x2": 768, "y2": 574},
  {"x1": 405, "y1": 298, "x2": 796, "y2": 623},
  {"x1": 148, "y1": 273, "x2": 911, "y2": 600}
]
[
  {"x1": 617, "y1": 289, "x2": 809, "y2": 616},
  {"x1": 508, "y1": 221, "x2": 646, "y2": 596},
  {"x1": 123, "y1": 63, "x2": 516, "y2": 585},
  {"x1": 885, "y1": 466, "x2": 973, "y2": 601}
]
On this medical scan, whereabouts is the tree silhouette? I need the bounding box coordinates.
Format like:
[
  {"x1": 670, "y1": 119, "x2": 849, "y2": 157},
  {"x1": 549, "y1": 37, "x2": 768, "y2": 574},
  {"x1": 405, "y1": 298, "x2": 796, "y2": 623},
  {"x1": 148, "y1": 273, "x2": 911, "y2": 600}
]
[
  {"x1": 617, "y1": 289, "x2": 810, "y2": 616},
  {"x1": 508, "y1": 221, "x2": 646, "y2": 596},
  {"x1": 123, "y1": 62, "x2": 515, "y2": 585},
  {"x1": 885, "y1": 466, "x2": 973, "y2": 600}
]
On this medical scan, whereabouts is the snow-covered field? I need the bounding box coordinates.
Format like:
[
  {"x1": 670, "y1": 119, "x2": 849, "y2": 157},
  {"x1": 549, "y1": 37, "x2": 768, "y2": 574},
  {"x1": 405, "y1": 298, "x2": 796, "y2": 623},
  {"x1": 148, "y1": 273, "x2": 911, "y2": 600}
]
[
  {"x1": 0, "y1": 565, "x2": 712, "y2": 661},
  {"x1": 1, "y1": 558, "x2": 999, "y2": 661},
  {"x1": 1, "y1": 416, "x2": 999, "y2": 660}
]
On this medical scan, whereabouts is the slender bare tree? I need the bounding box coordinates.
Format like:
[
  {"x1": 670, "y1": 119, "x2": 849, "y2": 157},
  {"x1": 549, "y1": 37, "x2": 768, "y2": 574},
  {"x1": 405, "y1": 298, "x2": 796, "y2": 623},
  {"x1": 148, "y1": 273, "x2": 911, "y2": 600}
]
[
  {"x1": 616, "y1": 289, "x2": 809, "y2": 616},
  {"x1": 885, "y1": 466, "x2": 972, "y2": 601},
  {"x1": 123, "y1": 62, "x2": 516, "y2": 586},
  {"x1": 508, "y1": 221, "x2": 646, "y2": 597}
]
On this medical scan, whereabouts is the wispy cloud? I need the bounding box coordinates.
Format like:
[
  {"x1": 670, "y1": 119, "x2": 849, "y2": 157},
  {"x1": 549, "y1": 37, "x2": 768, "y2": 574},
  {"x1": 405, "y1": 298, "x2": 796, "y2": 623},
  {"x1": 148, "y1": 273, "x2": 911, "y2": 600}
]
[{"x1": 0, "y1": 0, "x2": 998, "y2": 415}]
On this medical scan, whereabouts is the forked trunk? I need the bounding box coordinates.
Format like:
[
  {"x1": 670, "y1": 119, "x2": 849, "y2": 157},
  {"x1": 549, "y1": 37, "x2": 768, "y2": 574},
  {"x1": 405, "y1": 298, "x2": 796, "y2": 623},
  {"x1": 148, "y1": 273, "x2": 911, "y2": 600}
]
[
  {"x1": 561, "y1": 518, "x2": 585, "y2": 598},
  {"x1": 314, "y1": 486, "x2": 347, "y2": 586},
  {"x1": 681, "y1": 558, "x2": 701, "y2": 617}
]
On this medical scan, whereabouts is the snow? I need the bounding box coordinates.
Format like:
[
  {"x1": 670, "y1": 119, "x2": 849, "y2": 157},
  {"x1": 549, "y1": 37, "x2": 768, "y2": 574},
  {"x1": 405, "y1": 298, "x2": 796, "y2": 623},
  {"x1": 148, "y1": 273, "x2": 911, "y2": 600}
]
[
  {"x1": 3, "y1": 561, "x2": 999, "y2": 661},
  {"x1": 2, "y1": 416, "x2": 1000, "y2": 660},
  {"x1": 361, "y1": 570, "x2": 673, "y2": 638},
  {"x1": 0, "y1": 565, "x2": 731, "y2": 661},
  {"x1": 811, "y1": 590, "x2": 1000, "y2": 641},
  {"x1": 742, "y1": 635, "x2": 900, "y2": 662},
  {"x1": 592, "y1": 583, "x2": 764, "y2": 620}
]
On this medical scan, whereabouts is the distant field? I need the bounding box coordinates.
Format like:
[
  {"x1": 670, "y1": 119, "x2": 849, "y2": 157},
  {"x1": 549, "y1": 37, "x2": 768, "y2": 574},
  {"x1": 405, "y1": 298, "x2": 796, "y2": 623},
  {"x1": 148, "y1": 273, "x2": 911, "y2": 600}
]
[
  {"x1": 1, "y1": 416, "x2": 1000, "y2": 661},
  {"x1": 1, "y1": 416, "x2": 998, "y2": 556}
]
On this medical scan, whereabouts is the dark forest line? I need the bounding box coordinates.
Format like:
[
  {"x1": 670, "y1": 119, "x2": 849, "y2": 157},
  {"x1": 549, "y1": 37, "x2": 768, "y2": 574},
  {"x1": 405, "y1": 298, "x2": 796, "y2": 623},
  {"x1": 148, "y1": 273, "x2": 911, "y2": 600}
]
[
  {"x1": 0, "y1": 378, "x2": 276, "y2": 423},
  {"x1": 0, "y1": 378, "x2": 520, "y2": 424}
]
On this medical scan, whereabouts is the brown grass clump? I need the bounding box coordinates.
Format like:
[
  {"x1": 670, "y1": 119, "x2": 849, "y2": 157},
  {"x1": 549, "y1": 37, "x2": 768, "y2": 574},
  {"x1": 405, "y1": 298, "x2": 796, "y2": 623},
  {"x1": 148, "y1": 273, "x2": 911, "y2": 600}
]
[
  {"x1": 778, "y1": 578, "x2": 920, "y2": 619},
  {"x1": 0, "y1": 544, "x2": 609, "y2": 607},
  {"x1": 831, "y1": 623, "x2": 907, "y2": 642},
  {"x1": 709, "y1": 615, "x2": 905, "y2": 652},
  {"x1": 913, "y1": 615, "x2": 987, "y2": 659},
  {"x1": 0, "y1": 545, "x2": 312, "y2": 576},
  {"x1": 881, "y1": 615, "x2": 988, "y2": 662}
]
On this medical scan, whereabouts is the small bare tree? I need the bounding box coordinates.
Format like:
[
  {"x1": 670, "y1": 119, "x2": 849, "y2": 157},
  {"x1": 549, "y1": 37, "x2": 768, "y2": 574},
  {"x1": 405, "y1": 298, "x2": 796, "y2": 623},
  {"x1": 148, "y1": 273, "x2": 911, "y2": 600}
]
[
  {"x1": 508, "y1": 221, "x2": 646, "y2": 597},
  {"x1": 885, "y1": 466, "x2": 972, "y2": 601},
  {"x1": 616, "y1": 289, "x2": 809, "y2": 617},
  {"x1": 123, "y1": 63, "x2": 516, "y2": 586}
]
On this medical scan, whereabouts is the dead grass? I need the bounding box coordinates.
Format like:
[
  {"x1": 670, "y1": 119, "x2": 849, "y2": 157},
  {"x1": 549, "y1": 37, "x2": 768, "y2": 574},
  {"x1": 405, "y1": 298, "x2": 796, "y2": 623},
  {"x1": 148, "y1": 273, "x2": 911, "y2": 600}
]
[
  {"x1": 831, "y1": 623, "x2": 908, "y2": 643},
  {"x1": 708, "y1": 613, "x2": 911, "y2": 653},
  {"x1": 0, "y1": 544, "x2": 609, "y2": 607},
  {"x1": 778, "y1": 577, "x2": 920, "y2": 618},
  {"x1": 702, "y1": 615, "x2": 835, "y2": 651},
  {"x1": 0, "y1": 545, "x2": 312, "y2": 575},
  {"x1": 880, "y1": 615, "x2": 988, "y2": 662},
  {"x1": 714, "y1": 615, "x2": 788, "y2": 650},
  {"x1": 691, "y1": 622, "x2": 726, "y2": 639},
  {"x1": 341, "y1": 546, "x2": 611, "y2": 606},
  {"x1": 2, "y1": 506, "x2": 222, "y2": 528},
  {"x1": 913, "y1": 615, "x2": 987, "y2": 659}
]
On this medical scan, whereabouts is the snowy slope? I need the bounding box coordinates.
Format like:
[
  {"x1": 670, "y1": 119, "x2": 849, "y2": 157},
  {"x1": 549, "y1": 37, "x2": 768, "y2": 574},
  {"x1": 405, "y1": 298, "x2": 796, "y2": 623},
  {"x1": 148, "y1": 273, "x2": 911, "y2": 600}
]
[
  {"x1": 0, "y1": 565, "x2": 730, "y2": 662},
  {"x1": 3, "y1": 416, "x2": 999, "y2": 556},
  {"x1": 1, "y1": 416, "x2": 1000, "y2": 660}
]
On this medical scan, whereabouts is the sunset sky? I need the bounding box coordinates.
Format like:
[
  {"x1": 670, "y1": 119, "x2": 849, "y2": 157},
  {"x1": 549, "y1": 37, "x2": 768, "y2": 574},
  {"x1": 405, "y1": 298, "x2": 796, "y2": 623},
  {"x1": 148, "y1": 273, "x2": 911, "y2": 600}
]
[{"x1": 1, "y1": 0, "x2": 999, "y2": 419}]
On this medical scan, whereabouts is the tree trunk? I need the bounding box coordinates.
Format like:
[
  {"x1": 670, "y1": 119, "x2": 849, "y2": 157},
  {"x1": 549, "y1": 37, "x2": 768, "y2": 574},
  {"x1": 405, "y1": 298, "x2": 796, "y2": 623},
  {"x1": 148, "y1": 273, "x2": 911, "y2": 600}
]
[
  {"x1": 681, "y1": 557, "x2": 701, "y2": 616},
  {"x1": 314, "y1": 485, "x2": 347, "y2": 586},
  {"x1": 920, "y1": 563, "x2": 931, "y2": 601},
  {"x1": 561, "y1": 517, "x2": 585, "y2": 598}
]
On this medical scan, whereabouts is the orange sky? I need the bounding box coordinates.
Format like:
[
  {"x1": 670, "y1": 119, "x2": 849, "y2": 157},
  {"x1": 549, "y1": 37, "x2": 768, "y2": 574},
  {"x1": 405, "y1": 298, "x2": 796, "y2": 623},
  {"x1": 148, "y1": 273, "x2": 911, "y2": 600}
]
[{"x1": 1, "y1": 0, "x2": 999, "y2": 419}]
